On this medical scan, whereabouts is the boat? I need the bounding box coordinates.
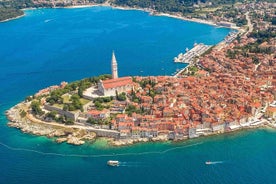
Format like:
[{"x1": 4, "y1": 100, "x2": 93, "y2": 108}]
[
  {"x1": 205, "y1": 161, "x2": 212, "y2": 165},
  {"x1": 107, "y1": 160, "x2": 119, "y2": 166}
]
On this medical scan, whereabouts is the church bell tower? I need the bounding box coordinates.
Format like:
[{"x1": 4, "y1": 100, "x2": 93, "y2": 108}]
[{"x1": 111, "y1": 51, "x2": 118, "y2": 79}]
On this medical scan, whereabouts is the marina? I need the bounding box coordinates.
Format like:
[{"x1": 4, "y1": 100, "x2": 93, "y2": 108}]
[
  {"x1": 173, "y1": 43, "x2": 212, "y2": 64},
  {"x1": 224, "y1": 31, "x2": 239, "y2": 43}
]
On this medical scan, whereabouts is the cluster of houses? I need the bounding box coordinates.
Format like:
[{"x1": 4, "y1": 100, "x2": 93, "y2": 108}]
[
  {"x1": 237, "y1": 2, "x2": 276, "y2": 30},
  {"x1": 108, "y1": 72, "x2": 274, "y2": 139},
  {"x1": 35, "y1": 2, "x2": 275, "y2": 140},
  {"x1": 80, "y1": 6, "x2": 275, "y2": 139},
  {"x1": 40, "y1": 41, "x2": 275, "y2": 141}
]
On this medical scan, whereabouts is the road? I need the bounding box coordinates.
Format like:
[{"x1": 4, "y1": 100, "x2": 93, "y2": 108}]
[{"x1": 245, "y1": 12, "x2": 253, "y2": 35}]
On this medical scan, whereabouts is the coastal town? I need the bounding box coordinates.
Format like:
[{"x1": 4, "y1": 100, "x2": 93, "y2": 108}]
[{"x1": 5, "y1": 1, "x2": 276, "y2": 146}]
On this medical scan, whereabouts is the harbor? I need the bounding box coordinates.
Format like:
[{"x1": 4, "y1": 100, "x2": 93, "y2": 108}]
[
  {"x1": 173, "y1": 43, "x2": 212, "y2": 64},
  {"x1": 172, "y1": 31, "x2": 239, "y2": 77},
  {"x1": 173, "y1": 43, "x2": 212, "y2": 77},
  {"x1": 224, "y1": 31, "x2": 239, "y2": 43}
]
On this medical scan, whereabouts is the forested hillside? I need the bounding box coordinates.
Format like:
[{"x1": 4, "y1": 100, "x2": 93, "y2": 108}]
[
  {"x1": 0, "y1": 0, "x2": 33, "y2": 21},
  {"x1": 0, "y1": 0, "x2": 259, "y2": 22},
  {"x1": 114, "y1": 0, "x2": 239, "y2": 13}
]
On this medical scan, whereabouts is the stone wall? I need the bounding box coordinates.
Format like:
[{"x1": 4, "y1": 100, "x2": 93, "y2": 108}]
[{"x1": 44, "y1": 104, "x2": 79, "y2": 121}]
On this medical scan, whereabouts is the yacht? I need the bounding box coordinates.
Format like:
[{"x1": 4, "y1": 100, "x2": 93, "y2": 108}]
[{"x1": 107, "y1": 160, "x2": 119, "y2": 166}]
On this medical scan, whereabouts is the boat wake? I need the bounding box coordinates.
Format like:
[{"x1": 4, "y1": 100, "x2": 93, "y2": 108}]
[
  {"x1": 205, "y1": 161, "x2": 224, "y2": 165},
  {"x1": 44, "y1": 19, "x2": 53, "y2": 23},
  {"x1": 117, "y1": 162, "x2": 146, "y2": 167},
  {"x1": 0, "y1": 141, "x2": 202, "y2": 158}
]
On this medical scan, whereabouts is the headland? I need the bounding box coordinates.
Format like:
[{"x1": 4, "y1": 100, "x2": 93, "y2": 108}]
[{"x1": 5, "y1": 1, "x2": 276, "y2": 146}]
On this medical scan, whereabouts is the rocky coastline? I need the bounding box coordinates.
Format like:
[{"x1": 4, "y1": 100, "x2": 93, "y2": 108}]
[
  {"x1": 6, "y1": 101, "x2": 273, "y2": 147},
  {"x1": 6, "y1": 102, "x2": 96, "y2": 146},
  {"x1": 5, "y1": 102, "x2": 175, "y2": 146}
]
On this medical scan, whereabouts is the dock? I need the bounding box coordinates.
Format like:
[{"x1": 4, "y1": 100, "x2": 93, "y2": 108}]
[
  {"x1": 173, "y1": 43, "x2": 212, "y2": 64},
  {"x1": 224, "y1": 31, "x2": 239, "y2": 44}
]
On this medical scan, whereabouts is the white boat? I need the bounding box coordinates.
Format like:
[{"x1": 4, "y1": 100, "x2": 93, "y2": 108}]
[
  {"x1": 107, "y1": 160, "x2": 119, "y2": 166},
  {"x1": 205, "y1": 161, "x2": 212, "y2": 165}
]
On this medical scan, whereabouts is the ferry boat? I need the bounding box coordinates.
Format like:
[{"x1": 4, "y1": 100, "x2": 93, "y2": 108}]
[{"x1": 107, "y1": 160, "x2": 119, "y2": 166}]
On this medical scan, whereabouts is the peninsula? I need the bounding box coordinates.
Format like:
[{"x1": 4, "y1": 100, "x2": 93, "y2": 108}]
[{"x1": 5, "y1": 1, "x2": 276, "y2": 146}]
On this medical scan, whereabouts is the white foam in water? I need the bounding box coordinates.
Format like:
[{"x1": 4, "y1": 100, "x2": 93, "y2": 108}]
[
  {"x1": 206, "y1": 161, "x2": 224, "y2": 165},
  {"x1": 118, "y1": 162, "x2": 147, "y2": 167},
  {"x1": 0, "y1": 141, "x2": 202, "y2": 158},
  {"x1": 44, "y1": 19, "x2": 53, "y2": 23}
]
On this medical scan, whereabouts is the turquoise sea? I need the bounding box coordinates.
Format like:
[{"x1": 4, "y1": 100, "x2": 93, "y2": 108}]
[{"x1": 0, "y1": 6, "x2": 275, "y2": 184}]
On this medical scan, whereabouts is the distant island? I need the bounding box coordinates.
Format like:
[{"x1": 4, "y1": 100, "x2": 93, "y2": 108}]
[{"x1": 5, "y1": 1, "x2": 276, "y2": 146}]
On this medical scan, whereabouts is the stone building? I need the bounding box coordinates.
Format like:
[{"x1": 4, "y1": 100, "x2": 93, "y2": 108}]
[{"x1": 98, "y1": 51, "x2": 133, "y2": 96}]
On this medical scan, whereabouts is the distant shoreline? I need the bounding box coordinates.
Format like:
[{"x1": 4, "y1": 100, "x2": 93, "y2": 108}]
[
  {"x1": 102, "y1": 4, "x2": 238, "y2": 30},
  {"x1": 2, "y1": 3, "x2": 240, "y2": 31}
]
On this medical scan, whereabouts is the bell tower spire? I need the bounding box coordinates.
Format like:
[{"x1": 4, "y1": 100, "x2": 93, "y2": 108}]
[{"x1": 111, "y1": 51, "x2": 118, "y2": 79}]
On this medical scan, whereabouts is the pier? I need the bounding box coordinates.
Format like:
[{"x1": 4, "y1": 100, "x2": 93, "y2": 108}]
[
  {"x1": 173, "y1": 43, "x2": 211, "y2": 77},
  {"x1": 224, "y1": 31, "x2": 239, "y2": 44},
  {"x1": 173, "y1": 43, "x2": 212, "y2": 64}
]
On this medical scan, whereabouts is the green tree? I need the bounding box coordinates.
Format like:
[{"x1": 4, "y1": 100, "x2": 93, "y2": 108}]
[
  {"x1": 20, "y1": 110, "x2": 27, "y2": 118},
  {"x1": 46, "y1": 111, "x2": 57, "y2": 120},
  {"x1": 117, "y1": 92, "x2": 127, "y2": 101},
  {"x1": 252, "y1": 56, "x2": 260, "y2": 65},
  {"x1": 64, "y1": 118, "x2": 74, "y2": 125},
  {"x1": 31, "y1": 100, "x2": 43, "y2": 115},
  {"x1": 87, "y1": 117, "x2": 97, "y2": 124}
]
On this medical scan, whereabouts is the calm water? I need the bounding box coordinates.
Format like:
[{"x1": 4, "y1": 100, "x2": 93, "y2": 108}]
[{"x1": 0, "y1": 6, "x2": 274, "y2": 184}]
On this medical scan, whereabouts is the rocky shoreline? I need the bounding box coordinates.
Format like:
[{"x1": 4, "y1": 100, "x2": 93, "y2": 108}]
[
  {"x1": 6, "y1": 103, "x2": 173, "y2": 146},
  {"x1": 6, "y1": 101, "x2": 274, "y2": 147},
  {"x1": 6, "y1": 102, "x2": 96, "y2": 146},
  {"x1": 110, "y1": 134, "x2": 171, "y2": 146}
]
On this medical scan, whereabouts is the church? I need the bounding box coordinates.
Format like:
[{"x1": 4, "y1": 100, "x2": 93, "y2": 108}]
[{"x1": 98, "y1": 52, "x2": 133, "y2": 97}]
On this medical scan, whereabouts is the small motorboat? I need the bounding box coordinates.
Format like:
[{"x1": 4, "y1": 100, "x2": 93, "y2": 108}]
[
  {"x1": 107, "y1": 160, "x2": 119, "y2": 166},
  {"x1": 205, "y1": 161, "x2": 212, "y2": 165}
]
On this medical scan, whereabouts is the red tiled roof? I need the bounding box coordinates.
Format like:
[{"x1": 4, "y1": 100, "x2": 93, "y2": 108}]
[
  {"x1": 251, "y1": 102, "x2": 262, "y2": 108},
  {"x1": 87, "y1": 110, "x2": 101, "y2": 115},
  {"x1": 102, "y1": 77, "x2": 133, "y2": 89},
  {"x1": 116, "y1": 114, "x2": 127, "y2": 118},
  {"x1": 267, "y1": 106, "x2": 276, "y2": 113}
]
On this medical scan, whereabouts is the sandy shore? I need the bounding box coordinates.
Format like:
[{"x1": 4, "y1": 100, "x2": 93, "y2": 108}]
[
  {"x1": 108, "y1": 5, "x2": 240, "y2": 30},
  {"x1": 154, "y1": 12, "x2": 217, "y2": 27}
]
